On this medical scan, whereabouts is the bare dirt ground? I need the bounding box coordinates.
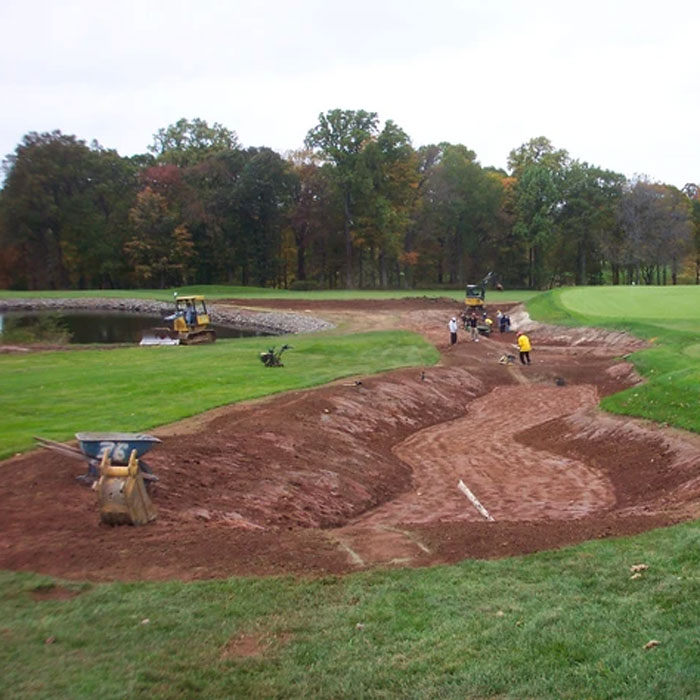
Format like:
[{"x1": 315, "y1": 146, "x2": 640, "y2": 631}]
[{"x1": 2, "y1": 297, "x2": 700, "y2": 582}]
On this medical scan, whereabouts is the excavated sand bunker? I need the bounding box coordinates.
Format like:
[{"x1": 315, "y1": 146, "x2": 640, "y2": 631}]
[{"x1": 1, "y1": 298, "x2": 699, "y2": 581}]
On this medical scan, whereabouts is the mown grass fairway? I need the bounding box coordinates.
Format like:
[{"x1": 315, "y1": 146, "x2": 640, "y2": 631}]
[
  {"x1": 554, "y1": 286, "x2": 700, "y2": 332},
  {"x1": 1, "y1": 522, "x2": 698, "y2": 699}
]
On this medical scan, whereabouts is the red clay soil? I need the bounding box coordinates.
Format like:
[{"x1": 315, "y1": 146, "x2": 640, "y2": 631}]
[{"x1": 2, "y1": 298, "x2": 700, "y2": 582}]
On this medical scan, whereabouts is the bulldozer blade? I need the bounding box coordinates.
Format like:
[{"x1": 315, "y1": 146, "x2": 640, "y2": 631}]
[{"x1": 139, "y1": 328, "x2": 180, "y2": 346}]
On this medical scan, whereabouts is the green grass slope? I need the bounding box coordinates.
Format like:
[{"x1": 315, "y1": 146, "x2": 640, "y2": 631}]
[
  {"x1": 556, "y1": 286, "x2": 700, "y2": 332},
  {"x1": 529, "y1": 286, "x2": 700, "y2": 433},
  {"x1": 1, "y1": 521, "x2": 698, "y2": 699},
  {"x1": 0, "y1": 331, "x2": 438, "y2": 459}
]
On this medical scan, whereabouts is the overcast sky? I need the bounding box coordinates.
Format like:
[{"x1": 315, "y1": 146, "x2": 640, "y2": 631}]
[{"x1": 1, "y1": 0, "x2": 698, "y2": 188}]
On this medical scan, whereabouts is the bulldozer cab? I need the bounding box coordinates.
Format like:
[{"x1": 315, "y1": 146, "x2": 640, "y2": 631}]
[{"x1": 173, "y1": 295, "x2": 210, "y2": 331}]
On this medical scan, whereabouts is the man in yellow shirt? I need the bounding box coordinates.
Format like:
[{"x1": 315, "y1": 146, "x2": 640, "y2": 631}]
[{"x1": 516, "y1": 331, "x2": 532, "y2": 365}]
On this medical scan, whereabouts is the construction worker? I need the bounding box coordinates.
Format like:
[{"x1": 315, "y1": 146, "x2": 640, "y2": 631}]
[
  {"x1": 185, "y1": 301, "x2": 196, "y2": 325},
  {"x1": 448, "y1": 317, "x2": 458, "y2": 345},
  {"x1": 498, "y1": 310, "x2": 506, "y2": 333},
  {"x1": 468, "y1": 313, "x2": 479, "y2": 342},
  {"x1": 516, "y1": 331, "x2": 532, "y2": 365}
]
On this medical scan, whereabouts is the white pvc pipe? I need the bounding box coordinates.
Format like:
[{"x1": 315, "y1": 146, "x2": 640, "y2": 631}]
[{"x1": 457, "y1": 480, "x2": 495, "y2": 521}]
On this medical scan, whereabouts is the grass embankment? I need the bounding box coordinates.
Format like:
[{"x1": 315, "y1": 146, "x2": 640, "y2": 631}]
[
  {"x1": 529, "y1": 286, "x2": 700, "y2": 433},
  {"x1": 0, "y1": 331, "x2": 438, "y2": 460},
  {"x1": 2, "y1": 522, "x2": 698, "y2": 699}
]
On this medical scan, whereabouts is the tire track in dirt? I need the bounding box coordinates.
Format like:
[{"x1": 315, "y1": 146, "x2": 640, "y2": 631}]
[{"x1": 334, "y1": 382, "x2": 616, "y2": 567}]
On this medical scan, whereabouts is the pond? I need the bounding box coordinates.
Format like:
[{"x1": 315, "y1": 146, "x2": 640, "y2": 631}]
[{"x1": 0, "y1": 311, "x2": 267, "y2": 345}]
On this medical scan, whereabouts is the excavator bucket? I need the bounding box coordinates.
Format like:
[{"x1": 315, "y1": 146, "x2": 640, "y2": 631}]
[{"x1": 96, "y1": 450, "x2": 157, "y2": 526}]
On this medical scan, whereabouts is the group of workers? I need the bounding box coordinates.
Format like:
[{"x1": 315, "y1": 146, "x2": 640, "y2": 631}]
[{"x1": 448, "y1": 309, "x2": 532, "y2": 365}]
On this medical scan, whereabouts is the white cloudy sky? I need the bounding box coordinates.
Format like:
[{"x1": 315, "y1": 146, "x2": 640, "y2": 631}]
[{"x1": 1, "y1": 0, "x2": 699, "y2": 187}]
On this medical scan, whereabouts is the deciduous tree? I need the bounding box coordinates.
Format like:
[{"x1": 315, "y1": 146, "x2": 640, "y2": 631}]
[
  {"x1": 124, "y1": 187, "x2": 194, "y2": 287},
  {"x1": 287, "y1": 151, "x2": 344, "y2": 286},
  {"x1": 682, "y1": 183, "x2": 700, "y2": 283},
  {"x1": 508, "y1": 137, "x2": 570, "y2": 288},
  {"x1": 150, "y1": 118, "x2": 239, "y2": 168},
  {"x1": 305, "y1": 109, "x2": 379, "y2": 287},
  {"x1": 354, "y1": 120, "x2": 419, "y2": 287},
  {"x1": 616, "y1": 178, "x2": 693, "y2": 284},
  {"x1": 235, "y1": 148, "x2": 295, "y2": 286},
  {"x1": 0, "y1": 131, "x2": 137, "y2": 289},
  {"x1": 556, "y1": 162, "x2": 625, "y2": 285}
]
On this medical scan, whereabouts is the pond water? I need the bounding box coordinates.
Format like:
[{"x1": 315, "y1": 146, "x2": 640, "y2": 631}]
[{"x1": 0, "y1": 311, "x2": 267, "y2": 344}]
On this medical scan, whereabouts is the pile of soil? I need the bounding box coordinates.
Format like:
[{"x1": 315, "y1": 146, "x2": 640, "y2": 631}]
[{"x1": 1, "y1": 298, "x2": 699, "y2": 581}]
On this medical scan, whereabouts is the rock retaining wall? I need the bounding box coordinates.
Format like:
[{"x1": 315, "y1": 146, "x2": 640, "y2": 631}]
[{"x1": 0, "y1": 298, "x2": 335, "y2": 336}]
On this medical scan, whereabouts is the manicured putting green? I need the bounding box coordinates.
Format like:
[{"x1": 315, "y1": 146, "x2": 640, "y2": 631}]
[{"x1": 558, "y1": 286, "x2": 700, "y2": 325}]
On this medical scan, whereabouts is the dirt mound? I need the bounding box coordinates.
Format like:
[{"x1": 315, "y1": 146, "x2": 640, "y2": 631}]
[{"x1": 1, "y1": 299, "x2": 698, "y2": 581}]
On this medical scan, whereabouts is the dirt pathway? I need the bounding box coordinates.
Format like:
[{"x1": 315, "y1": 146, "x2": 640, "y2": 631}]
[{"x1": 329, "y1": 382, "x2": 615, "y2": 568}]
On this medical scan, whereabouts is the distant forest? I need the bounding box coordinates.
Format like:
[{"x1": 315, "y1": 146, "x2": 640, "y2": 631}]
[{"x1": 1, "y1": 111, "x2": 698, "y2": 291}]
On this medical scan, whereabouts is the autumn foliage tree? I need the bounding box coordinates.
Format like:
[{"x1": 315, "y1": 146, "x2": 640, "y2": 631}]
[
  {"x1": 1, "y1": 118, "x2": 695, "y2": 292},
  {"x1": 287, "y1": 152, "x2": 344, "y2": 287},
  {"x1": 305, "y1": 109, "x2": 380, "y2": 287},
  {"x1": 616, "y1": 179, "x2": 693, "y2": 285},
  {"x1": 0, "y1": 131, "x2": 138, "y2": 289},
  {"x1": 124, "y1": 187, "x2": 194, "y2": 287}
]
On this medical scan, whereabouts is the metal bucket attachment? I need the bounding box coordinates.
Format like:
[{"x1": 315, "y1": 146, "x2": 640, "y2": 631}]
[{"x1": 96, "y1": 450, "x2": 157, "y2": 526}]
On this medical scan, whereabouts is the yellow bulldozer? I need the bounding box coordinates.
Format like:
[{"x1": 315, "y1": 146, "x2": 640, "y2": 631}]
[{"x1": 140, "y1": 294, "x2": 216, "y2": 345}]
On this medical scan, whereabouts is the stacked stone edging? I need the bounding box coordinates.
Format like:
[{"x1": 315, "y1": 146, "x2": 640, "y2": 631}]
[{"x1": 0, "y1": 298, "x2": 335, "y2": 336}]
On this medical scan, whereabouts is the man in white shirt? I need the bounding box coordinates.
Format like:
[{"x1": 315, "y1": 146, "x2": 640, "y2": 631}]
[{"x1": 448, "y1": 317, "x2": 458, "y2": 345}]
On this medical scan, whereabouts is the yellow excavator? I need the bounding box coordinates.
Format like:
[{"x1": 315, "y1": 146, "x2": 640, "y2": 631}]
[
  {"x1": 140, "y1": 294, "x2": 216, "y2": 345},
  {"x1": 464, "y1": 272, "x2": 494, "y2": 313}
]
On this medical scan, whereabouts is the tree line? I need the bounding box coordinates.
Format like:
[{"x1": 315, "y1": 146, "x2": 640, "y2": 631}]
[{"x1": 1, "y1": 112, "x2": 698, "y2": 291}]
